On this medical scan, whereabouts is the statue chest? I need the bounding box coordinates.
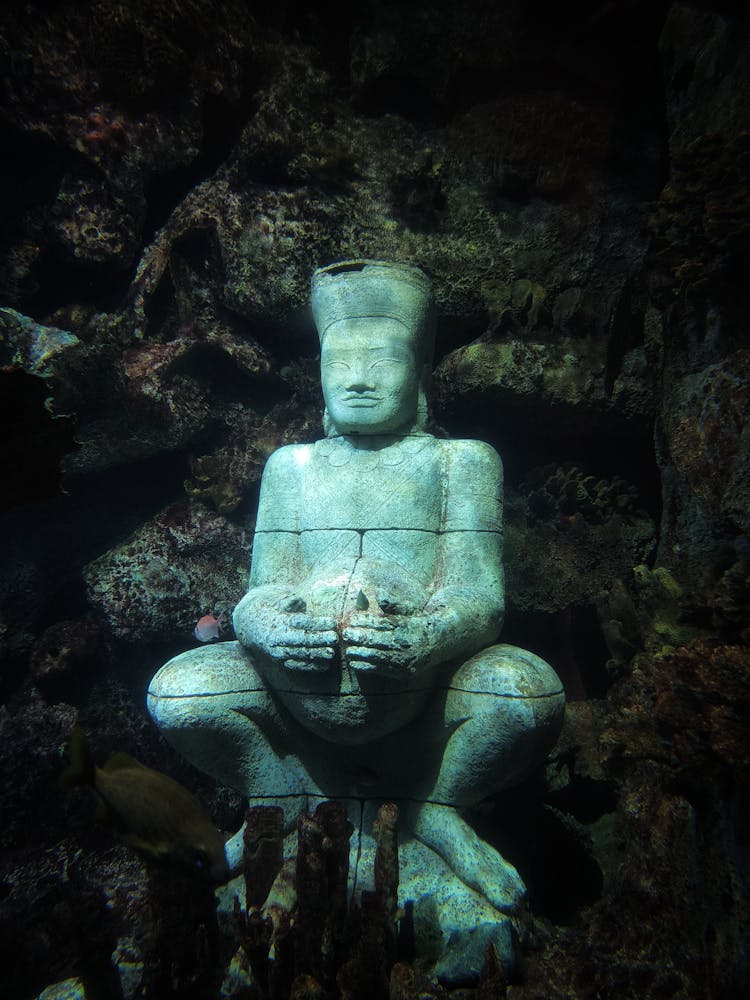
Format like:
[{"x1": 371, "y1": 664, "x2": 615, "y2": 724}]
[{"x1": 298, "y1": 439, "x2": 444, "y2": 533}]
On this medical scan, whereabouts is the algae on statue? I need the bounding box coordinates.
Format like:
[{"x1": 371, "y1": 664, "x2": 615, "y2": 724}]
[{"x1": 147, "y1": 259, "x2": 565, "y2": 980}]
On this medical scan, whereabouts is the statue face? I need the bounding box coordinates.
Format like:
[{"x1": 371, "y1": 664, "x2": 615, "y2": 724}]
[{"x1": 321, "y1": 318, "x2": 420, "y2": 434}]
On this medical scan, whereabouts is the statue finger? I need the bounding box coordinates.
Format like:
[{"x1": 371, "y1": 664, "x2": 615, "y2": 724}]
[
  {"x1": 347, "y1": 653, "x2": 403, "y2": 675},
  {"x1": 283, "y1": 656, "x2": 333, "y2": 672},
  {"x1": 342, "y1": 629, "x2": 409, "y2": 649},
  {"x1": 285, "y1": 613, "x2": 337, "y2": 631},
  {"x1": 298, "y1": 629, "x2": 339, "y2": 646},
  {"x1": 273, "y1": 643, "x2": 335, "y2": 659},
  {"x1": 347, "y1": 614, "x2": 396, "y2": 631},
  {"x1": 275, "y1": 630, "x2": 338, "y2": 648},
  {"x1": 349, "y1": 611, "x2": 396, "y2": 632},
  {"x1": 345, "y1": 644, "x2": 403, "y2": 662}
]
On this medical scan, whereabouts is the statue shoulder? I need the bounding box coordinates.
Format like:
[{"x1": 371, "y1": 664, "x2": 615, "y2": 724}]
[
  {"x1": 264, "y1": 442, "x2": 313, "y2": 466},
  {"x1": 439, "y1": 437, "x2": 504, "y2": 482},
  {"x1": 260, "y1": 443, "x2": 313, "y2": 488},
  {"x1": 439, "y1": 439, "x2": 503, "y2": 528}
]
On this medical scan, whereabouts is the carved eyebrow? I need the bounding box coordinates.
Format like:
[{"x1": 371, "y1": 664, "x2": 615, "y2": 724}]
[{"x1": 323, "y1": 346, "x2": 411, "y2": 355}]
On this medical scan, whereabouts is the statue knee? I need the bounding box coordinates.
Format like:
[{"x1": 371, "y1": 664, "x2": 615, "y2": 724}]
[
  {"x1": 445, "y1": 643, "x2": 565, "y2": 791},
  {"x1": 147, "y1": 640, "x2": 262, "y2": 736}
]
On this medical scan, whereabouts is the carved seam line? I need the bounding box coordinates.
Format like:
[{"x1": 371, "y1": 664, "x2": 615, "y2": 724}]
[
  {"x1": 252, "y1": 527, "x2": 503, "y2": 535},
  {"x1": 151, "y1": 686, "x2": 564, "y2": 700}
]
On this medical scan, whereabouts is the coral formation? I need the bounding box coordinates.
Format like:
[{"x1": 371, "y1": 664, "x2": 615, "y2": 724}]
[
  {"x1": 84, "y1": 501, "x2": 248, "y2": 643},
  {"x1": 505, "y1": 465, "x2": 655, "y2": 614}
]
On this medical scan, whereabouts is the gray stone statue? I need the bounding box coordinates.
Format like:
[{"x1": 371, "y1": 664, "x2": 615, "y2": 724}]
[{"x1": 147, "y1": 259, "x2": 564, "y2": 978}]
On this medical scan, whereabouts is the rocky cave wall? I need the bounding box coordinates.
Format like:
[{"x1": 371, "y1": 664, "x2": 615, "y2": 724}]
[{"x1": 0, "y1": 2, "x2": 748, "y2": 998}]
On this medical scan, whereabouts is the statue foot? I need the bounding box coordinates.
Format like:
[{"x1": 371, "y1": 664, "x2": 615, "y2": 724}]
[
  {"x1": 407, "y1": 801, "x2": 526, "y2": 914},
  {"x1": 224, "y1": 824, "x2": 246, "y2": 879}
]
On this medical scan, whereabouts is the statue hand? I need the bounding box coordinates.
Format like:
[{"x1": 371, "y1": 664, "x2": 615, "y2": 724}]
[
  {"x1": 234, "y1": 590, "x2": 338, "y2": 671},
  {"x1": 265, "y1": 610, "x2": 339, "y2": 671},
  {"x1": 341, "y1": 612, "x2": 441, "y2": 676}
]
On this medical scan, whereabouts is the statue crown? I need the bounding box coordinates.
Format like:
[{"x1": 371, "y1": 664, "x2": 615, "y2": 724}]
[{"x1": 311, "y1": 259, "x2": 435, "y2": 355}]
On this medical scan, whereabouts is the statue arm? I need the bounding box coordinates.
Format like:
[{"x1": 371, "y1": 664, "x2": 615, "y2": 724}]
[
  {"x1": 422, "y1": 534, "x2": 504, "y2": 655},
  {"x1": 233, "y1": 446, "x2": 338, "y2": 670},
  {"x1": 234, "y1": 445, "x2": 304, "y2": 603},
  {"x1": 425, "y1": 438, "x2": 505, "y2": 652}
]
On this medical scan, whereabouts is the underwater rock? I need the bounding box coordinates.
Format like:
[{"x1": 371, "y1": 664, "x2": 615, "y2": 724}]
[
  {"x1": 30, "y1": 619, "x2": 104, "y2": 698},
  {"x1": 64, "y1": 322, "x2": 277, "y2": 478},
  {"x1": 84, "y1": 501, "x2": 248, "y2": 643},
  {"x1": 0, "y1": 698, "x2": 78, "y2": 853},
  {"x1": 687, "y1": 553, "x2": 750, "y2": 642},
  {"x1": 185, "y1": 410, "x2": 298, "y2": 516},
  {"x1": 656, "y1": 350, "x2": 750, "y2": 593},
  {"x1": 648, "y1": 6, "x2": 750, "y2": 606},
  {"x1": 663, "y1": 351, "x2": 750, "y2": 532},
  {"x1": 0, "y1": 307, "x2": 80, "y2": 377},
  {"x1": 389, "y1": 962, "x2": 449, "y2": 999},
  {"x1": 0, "y1": 552, "x2": 48, "y2": 693},
  {"x1": 0, "y1": 845, "x2": 122, "y2": 1000},
  {"x1": 0, "y1": 309, "x2": 80, "y2": 507},
  {"x1": 502, "y1": 632, "x2": 749, "y2": 998},
  {"x1": 137, "y1": 865, "x2": 223, "y2": 1000},
  {"x1": 433, "y1": 329, "x2": 654, "y2": 445},
  {"x1": 660, "y1": 4, "x2": 750, "y2": 159},
  {"x1": 0, "y1": 1, "x2": 258, "y2": 308},
  {"x1": 641, "y1": 640, "x2": 750, "y2": 777},
  {"x1": 505, "y1": 465, "x2": 656, "y2": 613}
]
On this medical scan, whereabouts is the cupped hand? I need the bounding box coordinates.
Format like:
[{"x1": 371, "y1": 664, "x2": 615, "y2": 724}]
[
  {"x1": 234, "y1": 589, "x2": 339, "y2": 672},
  {"x1": 341, "y1": 612, "x2": 439, "y2": 675},
  {"x1": 262, "y1": 610, "x2": 339, "y2": 671}
]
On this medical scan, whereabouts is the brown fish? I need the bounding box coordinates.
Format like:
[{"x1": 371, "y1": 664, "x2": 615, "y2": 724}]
[{"x1": 60, "y1": 726, "x2": 229, "y2": 883}]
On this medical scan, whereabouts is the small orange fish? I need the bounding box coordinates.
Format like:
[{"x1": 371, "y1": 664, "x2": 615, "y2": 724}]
[{"x1": 194, "y1": 612, "x2": 224, "y2": 642}]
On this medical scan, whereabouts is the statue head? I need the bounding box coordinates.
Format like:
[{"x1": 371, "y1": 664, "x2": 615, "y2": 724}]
[{"x1": 311, "y1": 260, "x2": 436, "y2": 436}]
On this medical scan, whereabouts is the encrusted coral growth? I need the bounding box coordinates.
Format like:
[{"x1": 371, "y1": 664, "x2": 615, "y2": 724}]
[
  {"x1": 0, "y1": 0, "x2": 259, "y2": 305},
  {"x1": 664, "y1": 351, "x2": 750, "y2": 529},
  {"x1": 30, "y1": 618, "x2": 103, "y2": 699},
  {"x1": 233, "y1": 802, "x2": 409, "y2": 999},
  {"x1": 83, "y1": 501, "x2": 248, "y2": 643},
  {"x1": 648, "y1": 132, "x2": 750, "y2": 301},
  {"x1": 505, "y1": 465, "x2": 655, "y2": 614},
  {"x1": 686, "y1": 555, "x2": 750, "y2": 642},
  {"x1": 628, "y1": 640, "x2": 750, "y2": 778},
  {"x1": 243, "y1": 805, "x2": 285, "y2": 910},
  {"x1": 512, "y1": 632, "x2": 750, "y2": 999},
  {"x1": 136, "y1": 865, "x2": 222, "y2": 1000},
  {"x1": 338, "y1": 802, "x2": 400, "y2": 998},
  {"x1": 185, "y1": 394, "x2": 322, "y2": 516},
  {"x1": 0, "y1": 844, "x2": 124, "y2": 1000},
  {"x1": 523, "y1": 464, "x2": 640, "y2": 525}
]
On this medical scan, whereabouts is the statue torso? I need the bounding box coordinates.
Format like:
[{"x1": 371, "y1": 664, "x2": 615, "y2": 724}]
[
  {"x1": 297, "y1": 435, "x2": 443, "y2": 613},
  {"x1": 247, "y1": 432, "x2": 503, "y2": 744}
]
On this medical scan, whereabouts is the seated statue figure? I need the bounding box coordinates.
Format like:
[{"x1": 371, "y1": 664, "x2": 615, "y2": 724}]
[{"x1": 147, "y1": 259, "x2": 565, "y2": 935}]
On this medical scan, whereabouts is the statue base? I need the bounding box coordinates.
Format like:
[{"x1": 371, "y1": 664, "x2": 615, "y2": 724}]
[
  {"x1": 358, "y1": 829, "x2": 519, "y2": 984},
  {"x1": 219, "y1": 799, "x2": 520, "y2": 988}
]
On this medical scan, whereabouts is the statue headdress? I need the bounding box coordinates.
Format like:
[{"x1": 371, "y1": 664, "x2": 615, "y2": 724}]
[{"x1": 311, "y1": 259, "x2": 435, "y2": 365}]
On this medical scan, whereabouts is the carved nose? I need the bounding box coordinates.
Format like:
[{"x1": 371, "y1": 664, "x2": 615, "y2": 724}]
[{"x1": 347, "y1": 375, "x2": 374, "y2": 392}]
